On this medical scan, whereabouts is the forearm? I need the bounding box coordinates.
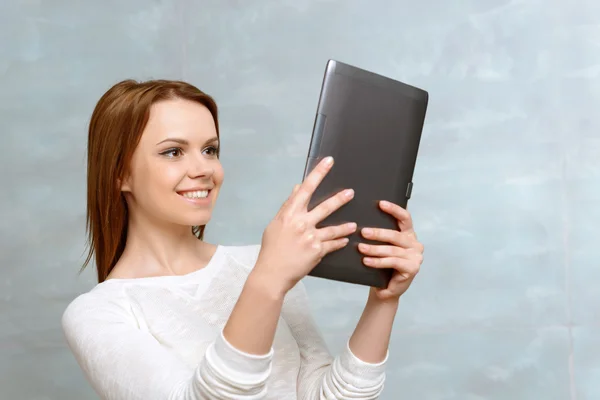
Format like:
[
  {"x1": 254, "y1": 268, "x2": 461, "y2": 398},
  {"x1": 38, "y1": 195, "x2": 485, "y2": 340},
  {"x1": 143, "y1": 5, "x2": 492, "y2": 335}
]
[
  {"x1": 222, "y1": 267, "x2": 287, "y2": 355},
  {"x1": 348, "y1": 288, "x2": 399, "y2": 364},
  {"x1": 284, "y1": 283, "x2": 387, "y2": 400},
  {"x1": 300, "y1": 288, "x2": 393, "y2": 399}
]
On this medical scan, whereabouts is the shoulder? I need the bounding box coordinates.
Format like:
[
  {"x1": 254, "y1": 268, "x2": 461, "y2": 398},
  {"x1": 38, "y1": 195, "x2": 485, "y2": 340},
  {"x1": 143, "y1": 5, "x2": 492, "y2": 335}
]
[
  {"x1": 219, "y1": 244, "x2": 262, "y2": 271},
  {"x1": 61, "y1": 283, "x2": 134, "y2": 343}
]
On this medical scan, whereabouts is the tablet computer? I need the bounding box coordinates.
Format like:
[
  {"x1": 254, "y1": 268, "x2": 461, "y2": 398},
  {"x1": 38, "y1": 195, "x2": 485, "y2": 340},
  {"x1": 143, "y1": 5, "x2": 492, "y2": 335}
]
[{"x1": 302, "y1": 59, "x2": 429, "y2": 288}]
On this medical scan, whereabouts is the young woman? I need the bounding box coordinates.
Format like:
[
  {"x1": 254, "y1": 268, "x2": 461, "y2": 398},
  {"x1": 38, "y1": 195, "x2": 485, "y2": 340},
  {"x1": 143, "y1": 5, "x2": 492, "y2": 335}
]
[{"x1": 62, "y1": 79, "x2": 424, "y2": 399}]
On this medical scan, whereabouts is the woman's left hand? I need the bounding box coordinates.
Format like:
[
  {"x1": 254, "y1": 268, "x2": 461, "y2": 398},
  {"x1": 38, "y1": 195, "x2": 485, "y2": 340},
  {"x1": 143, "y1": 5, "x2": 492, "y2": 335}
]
[{"x1": 358, "y1": 200, "x2": 424, "y2": 302}]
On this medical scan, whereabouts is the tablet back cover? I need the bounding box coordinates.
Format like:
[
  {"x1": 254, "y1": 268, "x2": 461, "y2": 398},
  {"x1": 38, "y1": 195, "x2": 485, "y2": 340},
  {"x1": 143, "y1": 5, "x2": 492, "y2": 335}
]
[{"x1": 303, "y1": 60, "x2": 428, "y2": 288}]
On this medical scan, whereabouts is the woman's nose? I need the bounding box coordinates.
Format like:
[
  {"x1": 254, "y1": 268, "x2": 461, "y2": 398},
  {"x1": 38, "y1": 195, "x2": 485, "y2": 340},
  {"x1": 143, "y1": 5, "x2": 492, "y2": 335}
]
[{"x1": 188, "y1": 154, "x2": 213, "y2": 179}]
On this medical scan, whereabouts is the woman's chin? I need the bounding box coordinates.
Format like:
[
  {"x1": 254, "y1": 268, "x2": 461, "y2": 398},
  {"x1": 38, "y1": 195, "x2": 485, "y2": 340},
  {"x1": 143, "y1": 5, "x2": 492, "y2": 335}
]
[{"x1": 185, "y1": 214, "x2": 212, "y2": 229}]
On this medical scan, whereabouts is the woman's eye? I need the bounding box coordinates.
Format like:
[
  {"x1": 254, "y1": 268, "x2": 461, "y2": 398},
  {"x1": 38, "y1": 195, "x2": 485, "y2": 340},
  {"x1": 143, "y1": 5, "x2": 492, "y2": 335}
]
[
  {"x1": 203, "y1": 146, "x2": 219, "y2": 156},
  {"x1": 161, "y1": 148, "x2": 183, "y2": 158}
]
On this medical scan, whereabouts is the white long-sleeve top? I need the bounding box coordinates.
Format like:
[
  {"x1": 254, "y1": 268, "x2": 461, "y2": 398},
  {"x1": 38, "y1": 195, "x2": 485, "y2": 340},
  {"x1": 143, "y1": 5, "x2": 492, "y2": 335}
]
[{"x1": 62, "y1": 244, "x2": 387, "y2": 400}]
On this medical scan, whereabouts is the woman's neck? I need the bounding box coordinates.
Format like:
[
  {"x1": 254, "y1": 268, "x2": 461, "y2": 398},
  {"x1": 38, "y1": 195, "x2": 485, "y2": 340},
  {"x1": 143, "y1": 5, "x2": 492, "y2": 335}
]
[{"x1": 110, "y1": 210, "x2": 215, "y2": 279}]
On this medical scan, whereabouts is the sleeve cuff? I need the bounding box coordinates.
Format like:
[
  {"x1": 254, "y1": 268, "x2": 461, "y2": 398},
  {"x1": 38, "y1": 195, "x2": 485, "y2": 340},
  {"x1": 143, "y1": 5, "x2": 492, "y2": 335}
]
[
  {"x1": 204, "y1": 331, "x2": 274, "y2": 385},
  {"x1": 336, "y1": 340, "x2": 388, "y2": 385}
]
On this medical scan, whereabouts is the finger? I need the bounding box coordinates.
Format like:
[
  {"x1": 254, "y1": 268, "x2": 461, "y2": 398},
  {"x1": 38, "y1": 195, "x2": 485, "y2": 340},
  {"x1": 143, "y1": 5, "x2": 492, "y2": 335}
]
[
  {"x1": 308, "y1": 188, "x2": 354, "y2": 224},
  {"x1": 362, "y1": 256, "x2": 420, "y2": 277},
  {"x1": 320, "y1": 237, "x2": 350, "y2": 256},
  {"x1": 357, "y1": 243, "x2": 407, "y2": 258},
  {"x1": 379, "y1": 201, "x2": 414, "y2": 233},
  {"x1": 316, "y1": 222, "x2": 357, "y2": 241},
  {"x1": 361, "y1": 227, "x2": 413, "y2": 248},
  {"x1": 291, "y1": 157, "x2": 334, "y2": 210}
]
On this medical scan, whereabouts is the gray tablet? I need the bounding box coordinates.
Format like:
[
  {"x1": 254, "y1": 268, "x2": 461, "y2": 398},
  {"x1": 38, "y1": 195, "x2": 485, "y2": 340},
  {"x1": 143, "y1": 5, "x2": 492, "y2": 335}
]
[{"x1": 303, "y1": 60, "x2": 429, "y2": 288}]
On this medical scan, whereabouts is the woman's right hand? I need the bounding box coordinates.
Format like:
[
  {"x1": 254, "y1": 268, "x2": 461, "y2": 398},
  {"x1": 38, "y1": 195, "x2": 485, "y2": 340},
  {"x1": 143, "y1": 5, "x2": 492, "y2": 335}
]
[{"x1": 254, "y1": 156, "x2": 357, "y2": 294}]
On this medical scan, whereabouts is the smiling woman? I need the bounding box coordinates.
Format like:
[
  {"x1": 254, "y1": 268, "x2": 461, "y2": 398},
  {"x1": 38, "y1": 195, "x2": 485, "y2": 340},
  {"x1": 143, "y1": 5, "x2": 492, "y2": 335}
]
[
  {"x1": 62, "y1": 79, "x2": 424, "y2": 399},
  {"x1": 83, "y1": 80, "x2": 222, "y2": 282}
]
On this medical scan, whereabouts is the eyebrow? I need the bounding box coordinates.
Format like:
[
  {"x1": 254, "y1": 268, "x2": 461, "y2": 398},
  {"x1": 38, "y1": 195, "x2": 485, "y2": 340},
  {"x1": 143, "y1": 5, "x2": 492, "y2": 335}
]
[{"x1": 156, "y1": 136, "x2": 219, "y2": 146}]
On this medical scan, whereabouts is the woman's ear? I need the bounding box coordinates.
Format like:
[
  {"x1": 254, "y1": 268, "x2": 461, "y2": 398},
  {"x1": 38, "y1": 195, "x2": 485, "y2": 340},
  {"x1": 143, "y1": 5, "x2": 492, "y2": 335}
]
[{"x1": 119, "y1": 174, "x2": 131, "y2": 192}]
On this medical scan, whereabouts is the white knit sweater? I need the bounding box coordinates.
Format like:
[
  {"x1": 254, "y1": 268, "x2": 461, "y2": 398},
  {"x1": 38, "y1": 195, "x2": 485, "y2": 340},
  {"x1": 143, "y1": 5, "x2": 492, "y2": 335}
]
[{"x1": 62, "y1": 244, "x2": 387, "y2": 399}]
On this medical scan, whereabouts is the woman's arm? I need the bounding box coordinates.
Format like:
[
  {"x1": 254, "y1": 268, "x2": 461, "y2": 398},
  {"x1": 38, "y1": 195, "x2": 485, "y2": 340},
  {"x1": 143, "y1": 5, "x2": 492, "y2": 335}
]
[
  {"x1": 222, "y1": 269, "x2": 288, "y2": 355},
  {"x1": 349, "y1": 200, "x2": 424, "y2": 365},
  {"x1": 223, "y1": 156, "x2": 356, "y2": 357},
  {"x1": 280, "y1": 282, "x2": 387, "y2": 400},
  {"x1": 348, "y1": 290, "x2": 399, "y2": 364},
  {"x1": 284, "y1": 201, "x2": 423, "y2": 399}
]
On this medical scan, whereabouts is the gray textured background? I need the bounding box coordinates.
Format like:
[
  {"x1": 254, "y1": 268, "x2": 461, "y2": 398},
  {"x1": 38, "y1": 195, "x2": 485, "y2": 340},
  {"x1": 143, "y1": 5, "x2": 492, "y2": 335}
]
[{"x1": 2, "y1": 0, "x2": 599, "y2": 399}]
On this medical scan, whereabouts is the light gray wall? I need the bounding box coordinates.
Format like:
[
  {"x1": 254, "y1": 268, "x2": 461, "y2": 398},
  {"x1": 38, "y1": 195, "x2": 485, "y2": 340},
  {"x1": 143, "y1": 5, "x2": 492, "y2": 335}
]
[{"x1": 2, "y1": 1, "x2": 598, "y2": 399}]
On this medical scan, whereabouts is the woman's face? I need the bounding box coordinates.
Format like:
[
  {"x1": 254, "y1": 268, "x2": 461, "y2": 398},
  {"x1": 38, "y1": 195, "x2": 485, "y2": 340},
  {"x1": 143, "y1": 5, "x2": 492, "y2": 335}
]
[{"x1": 121, "y1": 98, "x2": 224, "y2": 230}]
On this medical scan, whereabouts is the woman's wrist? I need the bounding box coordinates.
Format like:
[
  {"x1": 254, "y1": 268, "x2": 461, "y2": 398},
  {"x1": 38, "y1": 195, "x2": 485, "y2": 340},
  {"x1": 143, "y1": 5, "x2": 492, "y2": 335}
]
[
  {"x1": 247, "y1": 266, "x2": 290, "y2": 301},
  {"x1": 367, "y1": 287, "x2": 400, "y2": 308}
]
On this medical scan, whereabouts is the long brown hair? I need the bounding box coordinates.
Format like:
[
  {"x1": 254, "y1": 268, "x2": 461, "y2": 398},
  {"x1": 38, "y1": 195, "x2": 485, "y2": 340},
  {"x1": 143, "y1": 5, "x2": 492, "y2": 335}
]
[{"x1": 82, "y1": 79, "x2": 219, "y2": 283}]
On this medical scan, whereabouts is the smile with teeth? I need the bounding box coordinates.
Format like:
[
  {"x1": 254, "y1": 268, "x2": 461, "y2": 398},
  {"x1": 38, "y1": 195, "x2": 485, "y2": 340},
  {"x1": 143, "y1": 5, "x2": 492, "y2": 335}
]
[{"x1": 180, "y1": 190, "x2": 209, "y2": 199}]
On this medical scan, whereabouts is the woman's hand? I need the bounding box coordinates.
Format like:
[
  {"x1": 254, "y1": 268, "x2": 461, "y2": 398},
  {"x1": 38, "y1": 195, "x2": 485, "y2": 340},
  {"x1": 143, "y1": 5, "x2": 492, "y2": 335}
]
[
  {"x1": 254, "y1": 157, "x2": 357, "y2": 295},
  {"x1": 358, "y1": 200, "x2": 424, "y2": 302}
]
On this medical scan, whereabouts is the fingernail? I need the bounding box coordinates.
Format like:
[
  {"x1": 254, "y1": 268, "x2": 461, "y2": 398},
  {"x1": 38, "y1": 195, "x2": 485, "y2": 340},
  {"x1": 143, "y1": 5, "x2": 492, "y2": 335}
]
[
  {"x1": 348, "y1": 222, "x2": 357, "y2": 230},
  {"x1": 363, "y1": 257, "x2": 373, "y2": 265},
  {"x1": 363, "y1": 228, "x2": 373, "y2": 236},
  {"x1": 359, "y1": 243, "x2": 369, "y2": 250},
  {"x1": 324, "y1": 156, "x2": 333, "y2": 166},
  {"x1": 380, "y1": 200, "x2": 390, "y2": 208},
  {"x1": 344, "y1": 189, "x2": 354, "y2": 198}
]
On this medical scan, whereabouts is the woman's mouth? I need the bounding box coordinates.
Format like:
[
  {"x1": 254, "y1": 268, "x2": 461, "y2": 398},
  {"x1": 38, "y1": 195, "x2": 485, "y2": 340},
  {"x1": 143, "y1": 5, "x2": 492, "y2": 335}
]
[
  {"x1": 179, "y1": 190, "x2": 209, "y2": 199},
  {"x1": 177, "y1": 189, "x2": 211, "y2": 205}
]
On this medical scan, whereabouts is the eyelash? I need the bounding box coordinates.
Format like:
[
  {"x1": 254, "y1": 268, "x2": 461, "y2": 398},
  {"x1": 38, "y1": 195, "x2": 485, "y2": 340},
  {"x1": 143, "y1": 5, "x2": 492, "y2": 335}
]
[{"x1": 160, "y1": 146, "x2": 219, "y2": 159}]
